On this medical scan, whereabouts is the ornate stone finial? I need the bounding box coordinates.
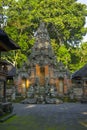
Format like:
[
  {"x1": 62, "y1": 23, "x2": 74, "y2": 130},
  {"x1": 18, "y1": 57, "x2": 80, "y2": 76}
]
[{"x1": 34, "y1": 22, "x2": 50, "y2": 43}]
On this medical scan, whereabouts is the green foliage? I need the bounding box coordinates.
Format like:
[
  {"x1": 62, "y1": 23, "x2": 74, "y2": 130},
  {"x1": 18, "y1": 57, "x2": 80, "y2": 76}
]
[
  {"x1": 80, "y1": 42, "x2": 87, "y2": 63},
  {"x1": 69, "y1": 42, "x2": 87, "y2": 72},
  {"x1": 1, "y1": 50, "x2": 27, "y2": 68},
  {"x1": 63, "y1": 96, "x2": 77, "y2": 102},
  {"x1": 12, "y1": 96, "x2": 25, "y2": 103},
  {"x1": 57, "y1": 45, "x2": 71, "y2": 67},
  {"x1": 51, "y1": 41, "x2": 71, "y2": 68},
  {"x1": 0, "y1": 0, "x2": 87, "y2": 72}
]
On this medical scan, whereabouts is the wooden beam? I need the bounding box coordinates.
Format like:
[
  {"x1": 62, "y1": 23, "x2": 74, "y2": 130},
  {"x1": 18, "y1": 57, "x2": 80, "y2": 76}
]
[{"x1": 0, "y1": 41, "x2": 10, "y2": 51}]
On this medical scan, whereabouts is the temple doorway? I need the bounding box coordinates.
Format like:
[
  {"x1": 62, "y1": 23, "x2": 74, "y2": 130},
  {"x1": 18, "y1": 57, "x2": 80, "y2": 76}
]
[
  {"x1": 59, "y1": 79, "x2": 64, "y2": 95},
  {"x1": 40, "y1": 66, "x2": 45, "y2": 86}
]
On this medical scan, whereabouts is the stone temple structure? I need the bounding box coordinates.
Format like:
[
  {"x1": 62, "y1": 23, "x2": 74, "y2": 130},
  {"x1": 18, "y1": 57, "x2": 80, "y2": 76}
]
[{"x1": 16, "y1": 22, "x2": 71, "y2": 104}]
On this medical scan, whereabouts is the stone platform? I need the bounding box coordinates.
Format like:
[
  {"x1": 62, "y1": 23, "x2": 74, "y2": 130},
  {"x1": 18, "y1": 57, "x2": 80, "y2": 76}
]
[{"x1": 21, "y1": 97, "x2": 63, "y2": 104}]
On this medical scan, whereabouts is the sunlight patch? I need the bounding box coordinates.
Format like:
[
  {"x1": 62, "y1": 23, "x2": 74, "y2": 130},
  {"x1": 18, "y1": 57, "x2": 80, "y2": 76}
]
[
  {"x1": 25, "y1": 105, "x2": 36, "y2": 108},
  {"x1": 82, "y1": 112, "x2": 87, "y2": 115}
]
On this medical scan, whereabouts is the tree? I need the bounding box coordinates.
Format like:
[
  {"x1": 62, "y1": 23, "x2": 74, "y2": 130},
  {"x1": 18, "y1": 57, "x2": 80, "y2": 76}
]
[
  {"x1": 69, "y1": 46, "x2": 81, "y2": 72},
  {"x1": 79, "y1": 42, "x2": 87, "y2": 65},
  {"x1": 4, "y1": 0, "x2": 87, "y2": 46},
  {"x1": 31, "y1": 0, "x2": 87, "y2": 46},
  {"x1": 69, "y1": 42, "x2": 87, "y2": 73},
  {"x1": 0, "y1": 0, "x2": 87, "y2": 71}
]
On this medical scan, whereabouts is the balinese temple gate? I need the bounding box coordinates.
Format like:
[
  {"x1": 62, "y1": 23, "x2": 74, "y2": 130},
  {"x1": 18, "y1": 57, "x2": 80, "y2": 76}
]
[{"x1": 16, "y1": 22, "x2": 71, "y2": 104}]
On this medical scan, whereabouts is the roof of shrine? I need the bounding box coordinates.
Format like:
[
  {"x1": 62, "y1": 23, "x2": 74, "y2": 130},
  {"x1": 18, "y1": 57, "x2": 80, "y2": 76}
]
[
  {"x1": 72, "y1": 64, "x2": 87, "y2": 79},
  {"x1": 0, "y1": 29, "x2": 20, "y2": 51}
]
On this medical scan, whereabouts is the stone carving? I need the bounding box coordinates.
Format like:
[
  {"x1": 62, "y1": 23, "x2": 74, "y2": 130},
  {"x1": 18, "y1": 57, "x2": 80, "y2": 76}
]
[{"x1": 17, "y1": 22, "x2": 71, "y2": 104}]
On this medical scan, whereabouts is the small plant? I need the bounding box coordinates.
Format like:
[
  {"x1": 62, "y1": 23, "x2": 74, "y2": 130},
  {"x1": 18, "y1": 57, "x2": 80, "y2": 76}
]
[
  {"x1": 63, "y1": 96, "x2": 77, "y2": 102},
  {"x1": 12, "y1": 97, "x2": 25, "y2": 103}
]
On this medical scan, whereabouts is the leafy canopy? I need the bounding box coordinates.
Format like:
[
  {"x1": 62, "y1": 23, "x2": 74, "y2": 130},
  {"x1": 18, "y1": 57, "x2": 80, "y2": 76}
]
[{"x1": 0, "y1": 0, "x2": 87, "y2": 72}]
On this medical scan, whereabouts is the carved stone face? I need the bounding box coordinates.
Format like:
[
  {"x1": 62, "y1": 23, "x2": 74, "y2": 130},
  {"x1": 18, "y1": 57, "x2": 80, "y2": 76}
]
[
  {"x1": 45, "y1": 42, "x2": 49, "y2": 48},
  {"x1": 38, "y1": 43, "x2": 42, "y2": 48}
]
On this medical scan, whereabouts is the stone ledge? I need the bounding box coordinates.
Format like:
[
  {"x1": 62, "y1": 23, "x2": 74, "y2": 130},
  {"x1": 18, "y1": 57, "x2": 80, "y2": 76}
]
[{"x1": 0, "y1": 113, "x2": 16, "y2": 122}]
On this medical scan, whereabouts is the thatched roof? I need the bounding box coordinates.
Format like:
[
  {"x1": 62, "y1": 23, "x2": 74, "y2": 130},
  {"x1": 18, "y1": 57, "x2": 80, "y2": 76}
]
[
  {"x1": 0, "y1": 29, "x2": 20, "y2": 51},
  {"x1": 72, "y1": 64, "x2": 87, "y2": 79}
]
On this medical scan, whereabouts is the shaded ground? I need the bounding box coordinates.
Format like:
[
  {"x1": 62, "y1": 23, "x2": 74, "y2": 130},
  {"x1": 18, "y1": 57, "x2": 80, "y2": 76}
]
[{"x1": 0, "y1": 103, "x2": 87, "y2": 130}]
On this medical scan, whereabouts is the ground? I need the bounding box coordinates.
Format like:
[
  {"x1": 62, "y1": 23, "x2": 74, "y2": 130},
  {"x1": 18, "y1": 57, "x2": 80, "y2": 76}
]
[{"x1": 0, "y1": 103, "x2": 87, "y2": 130}]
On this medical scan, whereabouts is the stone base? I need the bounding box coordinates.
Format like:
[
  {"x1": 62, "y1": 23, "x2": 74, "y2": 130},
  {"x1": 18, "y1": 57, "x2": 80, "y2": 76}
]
[
  {"x1": 80, "y1": 96, "x2": 87, "y2": 103},
  {"x1": 21, "y1": 97, "x2": 63, "y2": 104},
  {"x1": 21, "y1": 98, "x2": 37, "y2": 104},
  {"x1": 45, "y1": 97, "x2": 63, "y2": 104}
]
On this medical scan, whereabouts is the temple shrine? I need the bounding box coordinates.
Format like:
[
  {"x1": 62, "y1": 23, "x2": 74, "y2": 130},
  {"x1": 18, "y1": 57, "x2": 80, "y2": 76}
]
[
  {"x1": 72, "y1": 64, "x2": 87, "y2": 101},
  {"x1": 0, "y1": 29, "x2": 20, "y2": 102},
  {"x1": 0, "y1": 29, "x2": 20, "y2": 115},
  {"x1": 16, "y1": 22, "x2": 71, "y2": 103}
]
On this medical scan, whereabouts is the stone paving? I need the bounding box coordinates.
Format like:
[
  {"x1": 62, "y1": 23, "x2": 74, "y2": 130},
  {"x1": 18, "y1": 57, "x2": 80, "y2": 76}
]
[{"x1": 0, "y1": 103, "x2": 87, "y2": 130}]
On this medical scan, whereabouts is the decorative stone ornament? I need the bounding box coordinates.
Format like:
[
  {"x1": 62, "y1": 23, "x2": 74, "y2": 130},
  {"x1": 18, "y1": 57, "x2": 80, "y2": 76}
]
[{"x1": 17, "y1": 22, "x2": 71, "y2": 104}]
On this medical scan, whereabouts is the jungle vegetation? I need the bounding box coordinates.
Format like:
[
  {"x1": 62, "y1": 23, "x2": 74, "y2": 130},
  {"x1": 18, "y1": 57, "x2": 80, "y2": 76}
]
[{"x1": 0, "y1": 0, "x2": 87, "y2": 73}]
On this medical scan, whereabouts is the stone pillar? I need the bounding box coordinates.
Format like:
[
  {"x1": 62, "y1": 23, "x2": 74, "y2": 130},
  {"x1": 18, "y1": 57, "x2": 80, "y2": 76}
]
[
  {"x1": 49, "y1": 67, "x2": 54, "y2": 77},
  {"x1": 31, "y1": 68, "x2": 35, "y2": 78}
]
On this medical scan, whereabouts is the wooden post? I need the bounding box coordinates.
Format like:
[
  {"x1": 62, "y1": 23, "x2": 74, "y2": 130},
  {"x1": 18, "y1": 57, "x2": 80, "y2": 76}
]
[
  {"x1": 0, "y1": 51, "x2": 1, "y2": 59},
  {"x1": 3, "y1": 81, "x2": 6, "y2": 102}
]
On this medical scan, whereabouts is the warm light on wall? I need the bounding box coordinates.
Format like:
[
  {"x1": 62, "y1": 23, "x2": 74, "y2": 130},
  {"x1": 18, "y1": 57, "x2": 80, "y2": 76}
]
[{"x1": 26, "y1": 79, "x2": 30, "y2": 88}]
